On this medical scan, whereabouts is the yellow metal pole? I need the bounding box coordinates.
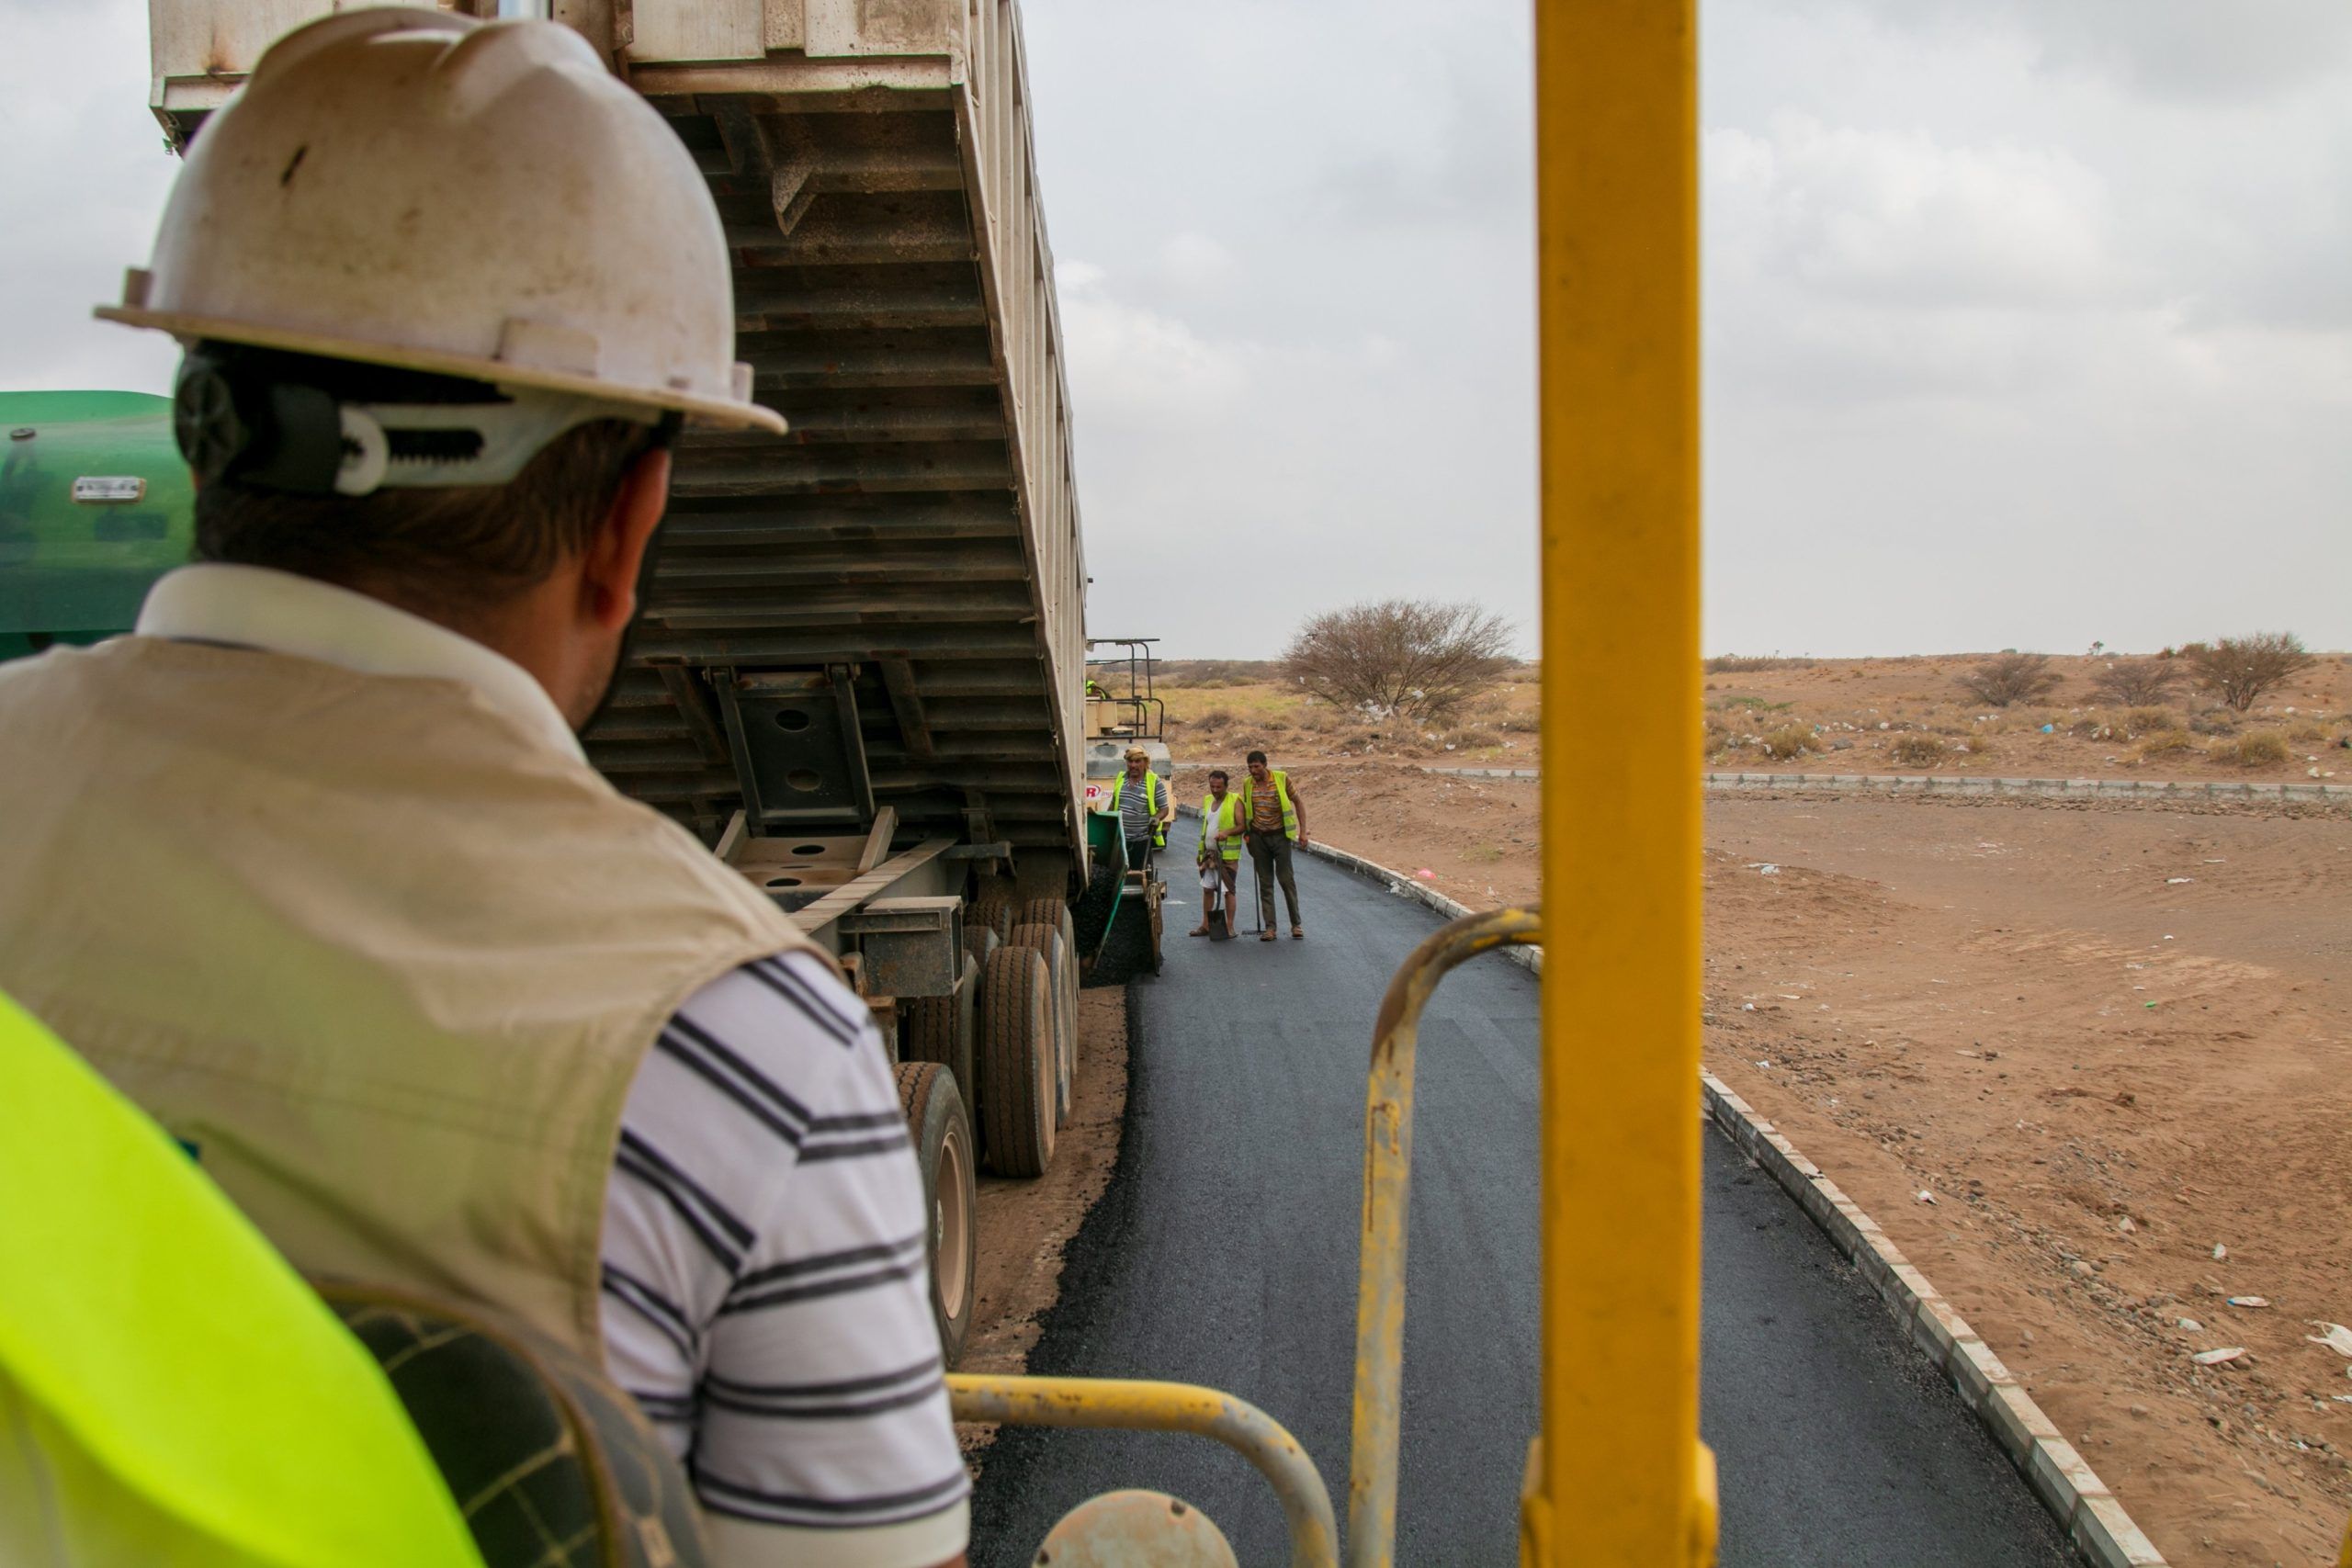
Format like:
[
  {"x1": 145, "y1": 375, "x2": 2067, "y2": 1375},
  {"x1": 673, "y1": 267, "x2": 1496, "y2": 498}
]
[{"x1": 1527, "y1": 2, "x2": 1714, "y2": 1565}]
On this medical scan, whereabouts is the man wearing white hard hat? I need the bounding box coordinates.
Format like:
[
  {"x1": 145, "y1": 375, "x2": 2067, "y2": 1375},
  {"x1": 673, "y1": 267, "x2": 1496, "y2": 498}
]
[{"x1": 0, "y1": 11, "x2": 967, "y2": 1567}]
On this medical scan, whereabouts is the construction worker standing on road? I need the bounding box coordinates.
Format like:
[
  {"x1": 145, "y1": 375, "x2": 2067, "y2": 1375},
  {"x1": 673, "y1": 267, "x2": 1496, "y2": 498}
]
[
  {"x1": 0, "y1": 13, "x2": 967, "y2": 1567},
  {"x1": 1191, "y1": 768, "x2": 1243, "y2": 937},
  {"x1": 1106, "y1": 744, "x2": 1170, "y2": 870},
  {"x1": 1238, "y1": 749, "x2": 1311, "y2": 941}
]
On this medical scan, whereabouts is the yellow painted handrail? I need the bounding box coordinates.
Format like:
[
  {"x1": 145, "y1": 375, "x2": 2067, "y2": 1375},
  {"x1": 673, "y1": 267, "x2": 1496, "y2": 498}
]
[
  {"x1": 947, "y1": 1373, "x2": 1340, "y2": 1567},
  {"x1": 1347, "y1": 908, "x2": 1544, "y2": 1568},
  {"x1": 1530, "y1": 1, "x2": 1713, "y2": 1562}
]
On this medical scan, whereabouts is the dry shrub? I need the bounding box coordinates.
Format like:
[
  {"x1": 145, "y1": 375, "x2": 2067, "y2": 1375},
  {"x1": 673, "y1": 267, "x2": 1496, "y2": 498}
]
[
  {"x1": 2088, "y1": 659, "x2": 2183, "y2": 706},
  {"x1": 1704, "y1": 654, "x2": 1816, "y2": 673},
  {"x1": 1957, "y1": 652, "x2": 2063, "y2": 707},
  {"x1": 2213, "y1": 731, "x2": 2290, "y2": 767},
  {"x1": 1758, "y1": 725, "x2": 1821, "y2": 761},
  {"x1": 1262, "y1": 717, "x2": 1291, "y2": 734},
  {"x1": 2188, "y1": 710, "x2": 2239, "y2": 737},
  {"x1": 1283, "y1": 599, "x2": 1513, "y2": 724},
  {"x1": 1960, "y1": 734, "x2": 1995, "y2": 756},
  {"x1": 2122, "y1": 707, "x2": 2174, "y2": 738},
  {"x1": 1193, "y1": 707, "x2": 1236, "y2": 731},
  {"x1": 1702, "y1": 718, "x2": 1733, "y2": 754},
  {"x1": 1444, "y1": 726, "x2": 1503, "y2": 750},
  {"x1": 1887, "y1": 734, "x2": 1944, "y2": 767},
  {"x1": 1499, "y1": 714, "x2": 1541, "y2": 733},
  {"x1": 2186, "y1": 632, "x2": 2317, "y2": 712},
  {"x1": 2136, "y1": 728, "x2": 2196, "y2": 758},
  {"x1": 2287, "y1": 720, "x2": 2330, "y2": 742}
]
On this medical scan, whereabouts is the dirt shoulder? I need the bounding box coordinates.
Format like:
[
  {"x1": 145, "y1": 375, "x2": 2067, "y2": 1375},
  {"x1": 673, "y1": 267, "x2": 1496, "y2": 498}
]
[{"x1": 1239, "y1": 761, "x2": 2351, "y2": 1565}]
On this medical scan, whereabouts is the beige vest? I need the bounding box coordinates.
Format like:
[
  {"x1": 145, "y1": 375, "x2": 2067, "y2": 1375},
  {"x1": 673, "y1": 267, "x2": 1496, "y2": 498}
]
[{"x1": 0, "y1": 637, "x2": 816, "y2": 1361}]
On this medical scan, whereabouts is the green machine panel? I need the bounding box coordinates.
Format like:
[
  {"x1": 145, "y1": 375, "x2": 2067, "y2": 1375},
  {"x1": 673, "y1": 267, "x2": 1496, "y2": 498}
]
[{"x1": 0, "y1": 390, "x2": 190, "y2": 660}]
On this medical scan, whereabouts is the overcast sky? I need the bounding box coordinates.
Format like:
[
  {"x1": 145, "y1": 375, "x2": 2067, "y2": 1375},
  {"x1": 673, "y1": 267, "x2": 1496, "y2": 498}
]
[{"x1": 6, "y1": 2, "x2": 2346, "y2": 659}]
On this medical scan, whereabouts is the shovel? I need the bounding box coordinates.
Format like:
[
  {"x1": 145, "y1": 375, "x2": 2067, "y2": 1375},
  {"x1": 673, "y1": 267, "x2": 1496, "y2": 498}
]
[{"x1": 1204, "y1": 859, "x2": 1234, "y2": 942}]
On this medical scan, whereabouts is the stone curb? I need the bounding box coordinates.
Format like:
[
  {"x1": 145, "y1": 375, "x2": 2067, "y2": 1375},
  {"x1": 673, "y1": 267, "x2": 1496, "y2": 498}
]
[
  {"x1": 1418, "y1": 764, "x2": 2350, "y2": 806},
  {"x1": 1182, "y1": 807, "x2": 2173, "y2": 1568}
]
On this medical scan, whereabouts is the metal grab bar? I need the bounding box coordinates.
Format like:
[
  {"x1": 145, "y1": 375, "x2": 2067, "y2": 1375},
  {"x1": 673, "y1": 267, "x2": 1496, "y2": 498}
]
[
  {"x1": 1345, "y1": 908, "x2": 1544, "y2": 1568},
  {"x1": 948, "y1": 1372, "x2": 1340, "y2": 1567}
]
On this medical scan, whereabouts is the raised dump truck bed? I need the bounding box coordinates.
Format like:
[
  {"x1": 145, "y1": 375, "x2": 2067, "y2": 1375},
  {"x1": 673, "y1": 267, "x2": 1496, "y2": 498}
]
[{"x1": 144, "y1": 0, "x2": 1090, "y2": 892}]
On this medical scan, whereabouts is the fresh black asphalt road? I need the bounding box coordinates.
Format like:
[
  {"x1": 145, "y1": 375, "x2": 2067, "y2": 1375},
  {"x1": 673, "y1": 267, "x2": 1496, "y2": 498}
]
[{"x1": 974, "y1": 851, "x2": 2073, "y2": 1566}]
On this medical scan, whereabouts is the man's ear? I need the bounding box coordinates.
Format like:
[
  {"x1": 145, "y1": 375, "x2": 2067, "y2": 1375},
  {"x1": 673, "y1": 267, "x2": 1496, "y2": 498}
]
[{"x1": 581, "y1": 447, "x2": 673, "y2": 634}]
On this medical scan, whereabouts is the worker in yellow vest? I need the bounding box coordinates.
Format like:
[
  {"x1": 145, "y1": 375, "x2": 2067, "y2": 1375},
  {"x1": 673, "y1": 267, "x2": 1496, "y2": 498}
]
[
  {"x1": 0, "y1": 13, "x2": 968, "y2": 1565},
  {"x1": 1105, "y1": 744, "x2": 1170, "y2": 870},
  {"x1": 1238, "y1": 749, "x2": 1311, "y2": 941},
  {"x1": 0, "y1": 988, "x2": 483, "y2": 1568},
  {"x1": 1191, "y1": 767, "x2": 1244, "y2": 936}
]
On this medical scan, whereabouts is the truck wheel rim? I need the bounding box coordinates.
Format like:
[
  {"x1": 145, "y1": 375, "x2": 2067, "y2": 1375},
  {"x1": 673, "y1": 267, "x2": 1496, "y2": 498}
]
[{"x1": 935, "y1": 1118, "x2": 972, "y2": 1313}]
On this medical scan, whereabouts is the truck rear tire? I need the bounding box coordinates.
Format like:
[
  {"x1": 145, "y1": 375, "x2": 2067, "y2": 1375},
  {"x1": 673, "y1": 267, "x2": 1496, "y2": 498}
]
[
  {"x1": 978, "y1": 946, "x2": 1056, "y2": 1178},
  {"x1": 902, "y1": 953, "x2": 978, "y2": 1145},
  {"x1": 894, "y1": 1062, "x2": 977, "y2": 1368},
  {"x1": 1006, "y1": 921, "x2": 1076, "y2": 1128},
  {"x1": 1019, "y1": 897, "x2": 1072, "y2": 943},
  {"x1": 968, "y1": 898, "x2": 1015, "y2": 944}
]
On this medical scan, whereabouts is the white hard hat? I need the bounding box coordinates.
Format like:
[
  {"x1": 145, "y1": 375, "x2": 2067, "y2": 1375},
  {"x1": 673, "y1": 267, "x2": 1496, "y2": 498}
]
[{"x1": 98, "y1": 7, "x2": 781, "y2": 440}]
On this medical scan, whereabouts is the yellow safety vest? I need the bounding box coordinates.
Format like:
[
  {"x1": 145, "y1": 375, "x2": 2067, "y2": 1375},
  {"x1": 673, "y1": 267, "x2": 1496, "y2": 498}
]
[
  {"x1": 0, "y1": 987, "x2": 484, "y2": 1568},
  {"x1": 1199, "y1": 792, "x2": 1243, "y2": 863},
  {"x1": 1238, "y1": 768, "x2": 1299, "y2": 841},
  {"x1": 1108, "y1": 769, "x2": 1167, "y2": 847}
]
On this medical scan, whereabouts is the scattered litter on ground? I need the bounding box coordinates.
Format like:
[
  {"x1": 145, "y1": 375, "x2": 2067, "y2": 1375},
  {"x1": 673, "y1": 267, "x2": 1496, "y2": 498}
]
[
  {"x1": 1414, "y1": 867, "x2": 1435, "y2": 880},
  {"x1": 2213, "y1": 1244, "x2": 2229, "y2": 1261},
  {"x1": 2118, "y1": 1215, "x2": 2137, "y2": 1234},
  {"x1": 2178, "y1": 1317, "x2": 2203, "y2": 1332},
  {"x1": 2166, "y1": 877, "x2": 2194, "y2": 885},
  {"x1": 1758, "y1": 863, "x2": 1781, "y2": 875},
  {"x1": 2229, "y1": 1296, "x2": 2270, "y2": 1309},
  {"x1": 2192, "y1": 1347, "x2": 2246, "y2": 1366},
  {"x1": 1916, "y1": 1190, "x2": 1937, "y2": 1205},
  {"x1": 2305, "y1": 1323, "x2": 2352, "y2": 1358}
]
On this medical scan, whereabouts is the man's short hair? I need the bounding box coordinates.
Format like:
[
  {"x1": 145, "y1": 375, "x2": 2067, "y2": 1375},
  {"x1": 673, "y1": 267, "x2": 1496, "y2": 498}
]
[
  {"x1": 1207, "y1": 768, "x2": 1228, "y2": 785},
  {"x1": 191, "y1": 345, "x2": 673, "y2": 618},
  {"x1": 1245, "y1": 750, "x2": 1268, "y2": 765}
]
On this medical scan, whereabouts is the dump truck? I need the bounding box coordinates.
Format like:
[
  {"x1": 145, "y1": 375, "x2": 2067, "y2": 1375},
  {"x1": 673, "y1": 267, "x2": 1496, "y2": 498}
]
[{"x1": 8, "y1": 0, "x2": 1170, "y2": 1374}]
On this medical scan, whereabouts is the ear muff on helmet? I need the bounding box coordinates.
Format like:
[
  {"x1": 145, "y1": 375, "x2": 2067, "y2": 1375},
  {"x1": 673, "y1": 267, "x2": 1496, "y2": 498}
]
[
  {"x1": 172, "y1": 345, "x2": 669, "y2": 497},
  {"x1": 174, "y1": 350, "x2": 347, "y2": 493}
]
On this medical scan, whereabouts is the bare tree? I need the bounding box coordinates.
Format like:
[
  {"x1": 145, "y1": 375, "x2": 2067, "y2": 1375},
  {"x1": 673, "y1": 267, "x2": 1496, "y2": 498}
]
[
  {"x1": 1956, "y1": 652, "x2": 2062, "y2": 707},
  {"x1": 2087, "y1": 659, "x2": 2182, "y2": 706},
  {"x1": 1283, "y1": 600, "x2": 1513, "y2": 725},
  {"x1": 2186, "y1": 632, "x2": 2318, "y2": 712}
]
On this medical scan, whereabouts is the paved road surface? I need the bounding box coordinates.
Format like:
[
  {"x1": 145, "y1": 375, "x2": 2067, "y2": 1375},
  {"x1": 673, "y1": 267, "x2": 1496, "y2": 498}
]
[{"x1": 973, "y1": 852, "x2": 2072, "y2": 1566}]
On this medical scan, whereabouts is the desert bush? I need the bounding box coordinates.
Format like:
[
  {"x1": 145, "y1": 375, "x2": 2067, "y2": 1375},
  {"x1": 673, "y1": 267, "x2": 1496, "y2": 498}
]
[
  {"x1": 2212, "y1": 731, "x2": 2290, "y2": 767},
  {"x1": 1704, "y1": 654, "x2": 1816, "y2": 673},
  {"x1": 1500, "y1": 714, "x2": 1541, "y2": 733},
  {"x1": 2121, "y1": 707, "x2": 2174, "y2": 738},
  {"x1": 1959, "y1": 734, "x2": 1995, "y2": 756},
  {"x1": 1444, "y1": 726, "x2": 1503, "y2": 750},
  {"x1": 2288, "y1": 720, "x2": 2330, "y2": 742},
  {"x1": 1887, "y1": 734, "x2": 1944, "y2": 767},
  {"x1": 2136, "y1": 728, "x2": 2196, "y2": 758},
  {"x1": 1283, "y1": 599, "x2": 1514, "y2": 725},
  {"x1": 2185, "y1": 632, "x2": 2317, "y2": 712},
  {"x1": 2088, "y1": 660, "x2": 2183, "y2": 706},
  {"x1": 1193, "y1": 707, "x2": 1236, "y2": 731},
  {"x1": 2187, "y1": 710, "x2": 2239, "y2": 737},
  {"x1": 1262, "y1": 717, "x2": 1291, "y2": 734},
  {"x1": 1758, "y1": 725, "x2": 1822, "y2": 761},
  {"x1": 1957, "y1": 652, "x2": 2063, "y2": 707}
]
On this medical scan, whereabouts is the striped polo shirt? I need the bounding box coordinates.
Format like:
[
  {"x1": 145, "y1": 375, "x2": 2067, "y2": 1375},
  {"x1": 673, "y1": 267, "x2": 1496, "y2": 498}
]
[{"x1": 138, "y1": 567, "x2": 967, "y2": 1568}]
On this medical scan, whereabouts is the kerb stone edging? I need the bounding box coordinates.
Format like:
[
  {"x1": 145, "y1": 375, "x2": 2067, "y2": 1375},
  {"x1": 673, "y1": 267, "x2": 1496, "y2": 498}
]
[
  {"x1": 1173, "y1": 806, "x2": 2170, "y2": 1568},
  {"x1": 1419, "y1": 763, "x2": 2350, "y2": 807}
]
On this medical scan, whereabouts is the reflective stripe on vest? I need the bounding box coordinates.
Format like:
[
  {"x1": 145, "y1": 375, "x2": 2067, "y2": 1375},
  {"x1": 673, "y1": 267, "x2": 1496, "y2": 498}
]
[
  {"x1": 1240, "y1": 769, "x2": 1298, "y2": 840},
  {"x1": 1199, "y1": 793, "x2": 1243, "y2": 863}
]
